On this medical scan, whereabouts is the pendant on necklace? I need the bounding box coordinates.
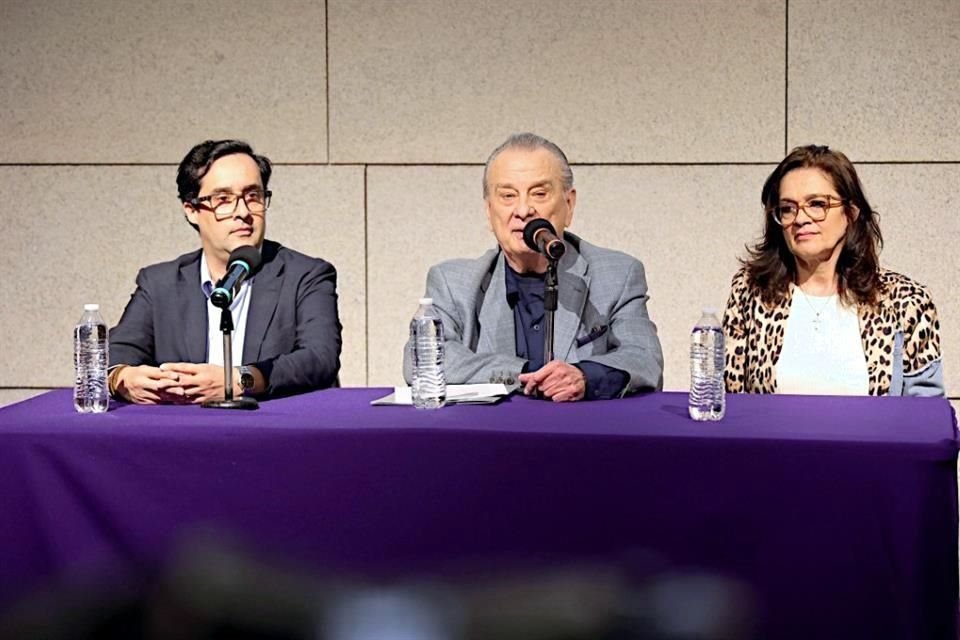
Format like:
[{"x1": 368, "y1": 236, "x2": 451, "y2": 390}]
[{"x1": 812, "y1": 314, "x2": 829, "y2": 352}]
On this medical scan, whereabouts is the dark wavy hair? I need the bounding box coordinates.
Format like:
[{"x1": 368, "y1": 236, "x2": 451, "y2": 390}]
[
  {"x1": 176, "y1": 139, "x2": 272, "y2": 232},
  {"x1": 742, "y1": 144, "x2": 883, "y2": 306}
]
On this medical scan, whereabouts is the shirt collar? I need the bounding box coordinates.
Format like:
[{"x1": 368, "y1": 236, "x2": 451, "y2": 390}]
[
  {"x1": 199, "y1": 251, "x2": 252, "y2": 306},
  {"x1": 199, "y1": 251, "x2": 217, "y2": 297},
  {"x1": 503, "y1": 261, "x2": 545, "y2": 306}
]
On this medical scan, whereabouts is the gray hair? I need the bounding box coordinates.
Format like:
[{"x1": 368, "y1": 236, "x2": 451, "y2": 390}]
[{"x1": 482, "y1": 132, "x2": 574, "y2": 198}]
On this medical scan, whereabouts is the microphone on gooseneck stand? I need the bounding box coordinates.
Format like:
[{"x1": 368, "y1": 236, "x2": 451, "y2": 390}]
[
  {"x1": 210, "y1": 246, "x2": 262, "y2": 309},
  {"x1": 521, "y1": 219, "x2": 563, "y2": 390},
  {"x1": 203, "y1": 246, "x2": 262, "y2": 411},
  {"x1": 523, "y1": 218, "x2": 566, "y2": 261}
]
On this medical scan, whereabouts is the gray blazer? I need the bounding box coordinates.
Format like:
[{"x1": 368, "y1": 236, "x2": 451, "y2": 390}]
[{"x1": 404, "y1": 233, "x2": 664, "y2": 394}]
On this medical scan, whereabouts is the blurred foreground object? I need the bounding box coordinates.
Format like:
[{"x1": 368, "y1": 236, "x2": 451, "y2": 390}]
[{"x1": 0, "y1": 535, "x2": 755, "y2": 640}]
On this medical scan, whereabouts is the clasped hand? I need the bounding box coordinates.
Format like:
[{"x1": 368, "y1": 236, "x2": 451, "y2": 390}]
[
  {"x1": 517, "y1": 360, "x2": 586, "y2": 402},
  {"x1": 115, "y1": 363, "x2": 230, "y2": 404}
]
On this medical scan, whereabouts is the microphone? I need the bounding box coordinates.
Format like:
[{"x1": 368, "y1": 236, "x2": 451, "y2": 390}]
[
  {"x1": 523, "y1": 219, "x2": 566, "y2": 261},
  {"x1": 210, "y1": 246, "x2": 262, "y2": 309}
]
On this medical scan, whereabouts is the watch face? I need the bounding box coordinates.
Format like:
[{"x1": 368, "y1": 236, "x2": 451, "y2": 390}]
[{"x1": 240, "y1": 368, "x2": 254, "y2": 389}]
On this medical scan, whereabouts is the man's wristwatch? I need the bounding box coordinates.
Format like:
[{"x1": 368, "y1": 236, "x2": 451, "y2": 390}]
[{"x1": 238, "y1": 365, "x2": 255, "y2": 395}]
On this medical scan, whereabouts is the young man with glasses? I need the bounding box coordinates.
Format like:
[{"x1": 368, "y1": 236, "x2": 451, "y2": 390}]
[{"x1": 108, "y1": 139, "x2": 342, "y2": 404}]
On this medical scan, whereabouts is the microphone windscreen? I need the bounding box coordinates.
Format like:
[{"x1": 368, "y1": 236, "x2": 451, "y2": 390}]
[
  {"x1": 522, "y1": 218, "x2": 556, "y2": 253},
  {"x1": 228, "y1": 246, "x2": 262, "y2": 272}
]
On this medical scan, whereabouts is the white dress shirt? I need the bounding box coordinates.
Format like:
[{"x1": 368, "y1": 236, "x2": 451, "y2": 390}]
[{"x1": 200, "y1": 251, "x2": 253, "y2": 367}]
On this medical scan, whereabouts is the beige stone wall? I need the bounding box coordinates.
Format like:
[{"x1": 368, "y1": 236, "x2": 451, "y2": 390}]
[{"x1": 2, "y1": 0, "x2": 958, "y2": 403}]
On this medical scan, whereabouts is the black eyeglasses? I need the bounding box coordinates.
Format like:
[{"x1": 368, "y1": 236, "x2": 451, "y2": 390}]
[
  {"x1": 768, "y1": 195, "x2": 844, "y2": 226},
  {"x1": 190, "y1": 189, "x2": 272, "y2": 220}
]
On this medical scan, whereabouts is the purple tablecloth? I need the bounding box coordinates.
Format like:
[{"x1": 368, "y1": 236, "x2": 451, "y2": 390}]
[{"x1": 0, "y1": 389, "x2": 956, "y2": 637}]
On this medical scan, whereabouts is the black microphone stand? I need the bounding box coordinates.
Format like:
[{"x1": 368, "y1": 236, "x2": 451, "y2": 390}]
[
  {"x1": 202, "y1": 306, "x2": 258, "y2": 410},
  {"x1": 543, "y1": 257, "x2": 559, "y2": 365},
  {"x1": 532, "y1": 257, "x2": 561, "y2": 401}
]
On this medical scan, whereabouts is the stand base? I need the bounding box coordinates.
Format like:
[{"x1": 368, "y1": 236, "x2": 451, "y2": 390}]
[{"x1": 201, "y1": 396, "x2": 259, "y2": 410}]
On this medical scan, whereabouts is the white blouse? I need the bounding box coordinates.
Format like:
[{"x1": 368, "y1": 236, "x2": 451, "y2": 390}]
[{"x1": 776, "y1": 286, "x2": 869, "y2": 396}]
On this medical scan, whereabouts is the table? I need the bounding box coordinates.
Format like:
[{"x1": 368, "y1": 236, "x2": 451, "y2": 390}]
[{"x1": 0, "y1": 389, "x2": 956, "y2": 638}]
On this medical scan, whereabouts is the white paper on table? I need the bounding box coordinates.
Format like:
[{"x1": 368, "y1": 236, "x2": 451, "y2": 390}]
[{"x1": 370, "y1": 383, "x2": 514, "y2": 406}]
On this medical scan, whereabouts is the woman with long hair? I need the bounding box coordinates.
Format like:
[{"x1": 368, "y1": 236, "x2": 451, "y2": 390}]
[{"x1": 723, "y1": 145, "x2": 943, "y2": 396}]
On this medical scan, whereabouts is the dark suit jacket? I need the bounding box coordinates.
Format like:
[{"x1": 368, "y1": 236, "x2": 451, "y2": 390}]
[{"x1": 109, "y1": 240, "x2": 342, "y2": 398}]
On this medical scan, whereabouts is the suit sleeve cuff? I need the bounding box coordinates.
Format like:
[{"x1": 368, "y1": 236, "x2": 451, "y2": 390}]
[{"x1": 574, "y1": 361, "x2": 629, "y2": 400}]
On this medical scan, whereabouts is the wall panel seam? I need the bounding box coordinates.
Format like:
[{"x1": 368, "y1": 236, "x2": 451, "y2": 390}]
[
  {"x1": 784, "y1": 0, "x2": 789, "y2": 155},
  {"x1": 363, "y1": 164, "x2": 370, "y2": 386},
  {"x1": 324, "y1": 0, "x2": 331, "y2": 164},
  {"x1": 2, "y1": 162, "x2": 958, "y2": 168}
]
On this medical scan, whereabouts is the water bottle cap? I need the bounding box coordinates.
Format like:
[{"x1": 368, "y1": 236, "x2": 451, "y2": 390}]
[
  {"x1": 419, "y1": 297, "x2": 433, "y2": 305},
  {"x1": 84, "y1": 304, "x2": 100, "y2": 311},
  {"x1": 702, "y1": 307, "x2": 719, "y2": 315}
]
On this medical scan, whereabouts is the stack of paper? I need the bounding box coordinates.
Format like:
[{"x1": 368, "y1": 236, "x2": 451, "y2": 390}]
[{"x1": 370, "y1": 383, "x2": 514, "y2": 406}]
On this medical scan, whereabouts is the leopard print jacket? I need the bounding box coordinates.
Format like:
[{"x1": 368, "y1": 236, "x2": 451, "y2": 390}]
[{"x1": 723, "y1": 267, "x2": 942, "y2": 396}]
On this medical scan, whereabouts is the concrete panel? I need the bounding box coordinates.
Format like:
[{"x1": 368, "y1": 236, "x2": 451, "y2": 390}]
[
  {"x1": 788, "y1": 0, "x2": 960, "y2": 160},
  {"x1": 365, "y1": 164, "x2": 772, "y2": 390},
  {"x1": 573, "y1": 165, "x2": 774, "y2": 391},
  {"x1": 0, "y1": 165, "x2": 364, "y2": 388},
  {"x1": 330, "y1": 0, "x2": 784, "y2": 163},
  {"x1": 0, "y1": 1, "x2": 327, "y2": 162},
  {"x1": 856, "y1": 164, "x2": 960, "y2": 396},
  {"x1": 0, "y1": 166, "x2": 196, "y2": 387},
  {"x1": 366, "y1": 166, "x2": 491, "y2": 386}
]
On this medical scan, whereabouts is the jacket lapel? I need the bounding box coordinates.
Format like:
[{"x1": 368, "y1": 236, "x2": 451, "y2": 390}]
[
  {"x1": 554, "y1": 245, "x2": 589, "y2": 361},
  {"x1": 476, "y1": 253, "x2": 517, "y2": 356},
  {"x1": 242, "y1": 244, "x2": 284, "y2": 363},
  {"x1": 474, "y1": 244, "x2": 590, "y2": 363},
  {"x1": 177, "y1": 252, "x2": 209, "y2": 363}
]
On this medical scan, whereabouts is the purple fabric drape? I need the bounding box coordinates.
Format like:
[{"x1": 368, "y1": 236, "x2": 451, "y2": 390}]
[{"x1": 0, "y1": 389, "x2": 956, "y2": 638}]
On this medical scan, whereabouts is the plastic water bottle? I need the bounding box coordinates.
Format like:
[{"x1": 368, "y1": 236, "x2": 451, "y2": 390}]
[
  {"x1": 689, "y1": 308, "x2": 725, "y2": 421},
  {"x1": 410, "y1": 298, "x2": 446, "y2": 409},
  {"x1": 74, "y1": 303, "x2": 109, "y2": 413}
]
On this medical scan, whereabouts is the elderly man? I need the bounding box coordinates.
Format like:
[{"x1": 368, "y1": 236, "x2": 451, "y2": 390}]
[
  {"x1": 405, "y1": 133, "x2": 663, "y2": 401},
  {"x1": 109, "y1": 139, "x2": 342, "y2": 403}
]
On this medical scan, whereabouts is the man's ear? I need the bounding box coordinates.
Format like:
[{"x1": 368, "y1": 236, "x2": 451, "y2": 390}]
[
  {"x1": 183, "y1": 201, "x2": 199, "y2": 227},
  {"x1": 564, "y1": 188, "x2": 577, "y2": 228}
]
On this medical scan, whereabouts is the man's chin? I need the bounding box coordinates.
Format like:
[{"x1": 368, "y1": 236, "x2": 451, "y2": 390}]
[
  {"x1": 228, "y1": 238, "x2": 263, "y2": 252},
  {"x1": 501, "y1": 246, "x2": 547, "y2": 272}
]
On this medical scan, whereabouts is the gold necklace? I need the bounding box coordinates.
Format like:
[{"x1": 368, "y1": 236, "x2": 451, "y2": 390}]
[{"x1": 795, "y1": 287, "x2": 836, "y2": 332}]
